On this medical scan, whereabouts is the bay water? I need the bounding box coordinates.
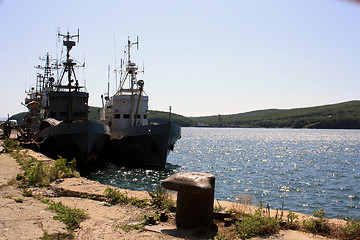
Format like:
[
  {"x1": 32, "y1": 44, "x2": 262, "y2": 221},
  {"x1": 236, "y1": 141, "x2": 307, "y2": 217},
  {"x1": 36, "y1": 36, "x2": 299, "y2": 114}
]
[{"x1": 86, "y1": 127, "x2": 360, "y2": 219}]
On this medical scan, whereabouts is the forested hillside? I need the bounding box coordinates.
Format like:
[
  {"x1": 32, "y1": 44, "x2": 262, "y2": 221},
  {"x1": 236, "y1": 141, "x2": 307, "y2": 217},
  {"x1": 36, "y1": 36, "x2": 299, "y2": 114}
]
[{"x1": 192, "y1": 101, "x2": 360, "y2": 129}]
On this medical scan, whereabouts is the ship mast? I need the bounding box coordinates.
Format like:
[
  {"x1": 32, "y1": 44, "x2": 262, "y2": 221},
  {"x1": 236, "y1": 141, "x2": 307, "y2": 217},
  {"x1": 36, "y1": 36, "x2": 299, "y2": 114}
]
[
  {"x1": 56, "y1": 29, "x2": 84, "y2": 122},
  {"x1": 126, "y1": 37, "x2": 140, "y2": 126},
  {"x1": 35, "y1": 53, "x2": 56, "y2": 92},
  {"x1": 56, "y1": 30, "x2": 82, "y2": 92}
]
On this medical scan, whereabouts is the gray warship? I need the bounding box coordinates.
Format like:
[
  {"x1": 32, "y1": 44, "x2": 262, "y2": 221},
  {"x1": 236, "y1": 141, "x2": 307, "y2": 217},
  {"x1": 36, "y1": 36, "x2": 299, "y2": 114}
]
[
  {"x1": 102, "y1": 37, "x2": 181, "y2": 168},
  {"x1": 35, "y1": 30, "x2": 110, "y2": 171}
]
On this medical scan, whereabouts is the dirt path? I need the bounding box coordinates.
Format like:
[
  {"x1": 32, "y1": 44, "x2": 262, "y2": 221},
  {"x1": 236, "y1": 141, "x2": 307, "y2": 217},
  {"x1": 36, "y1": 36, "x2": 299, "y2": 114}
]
[
  {"x1": 0, "y1": 153, "x2": 68, "y2": 239},
  {"x1": 0, "y1": 150, "x2": 337, "y2": 240}
]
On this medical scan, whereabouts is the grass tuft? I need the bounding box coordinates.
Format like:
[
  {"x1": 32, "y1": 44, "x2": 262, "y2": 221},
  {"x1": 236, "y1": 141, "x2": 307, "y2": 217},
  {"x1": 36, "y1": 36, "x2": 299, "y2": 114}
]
[
  {"x1": 41, "y1": 231, "x2": 73, "y2": 240},
  {"x1": 14, "y1": 197, "x2": 23, "y2": 203},
  {"x1": 103, "y1": 187, "x2": 148, "y2": 207},
  {"x1": 234, "y1": 208, "x2": 281, "y2": 239},
  {"x1": 43, "y1": 199, "x2": 88, "y2": 231},
  {"x1": 104, "y1": 187, "x2": 128, "y2": 204},
  {"x1": 15, "y1": 153, "x2": 79, "y2": 187},
  {"x1": 146, "y1": 184, "x2": 174, "y2": 210},
  {"x1": 1, "y1": 138, "x2": 21, "y2": 153},
  {"x1": 338, "y1": 219, "x2": 360, "y2": 240}
]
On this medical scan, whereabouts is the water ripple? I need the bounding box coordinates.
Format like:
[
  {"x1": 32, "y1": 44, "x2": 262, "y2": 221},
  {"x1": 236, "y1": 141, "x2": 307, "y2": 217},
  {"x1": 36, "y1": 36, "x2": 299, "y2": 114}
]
[{"x1": 86, "y1": 128, "x2": 360, "y2": 219}]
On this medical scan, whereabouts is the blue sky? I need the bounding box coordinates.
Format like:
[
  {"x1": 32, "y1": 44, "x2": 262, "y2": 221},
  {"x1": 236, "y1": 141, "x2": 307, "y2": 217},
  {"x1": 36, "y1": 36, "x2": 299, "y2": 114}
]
[{"x1": 0, "y1": 0, "x2": 359, "y2": 118}]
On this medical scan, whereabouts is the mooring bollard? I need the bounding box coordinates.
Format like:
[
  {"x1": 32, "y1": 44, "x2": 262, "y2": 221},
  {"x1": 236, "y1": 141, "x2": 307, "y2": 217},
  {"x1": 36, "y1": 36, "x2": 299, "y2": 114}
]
[{"x1": 161, "y1": 172, "x2": 215, "y2": 228}]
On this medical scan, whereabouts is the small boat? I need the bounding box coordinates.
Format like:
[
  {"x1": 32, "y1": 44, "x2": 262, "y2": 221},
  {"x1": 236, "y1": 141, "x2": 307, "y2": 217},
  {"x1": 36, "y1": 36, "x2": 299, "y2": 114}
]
[
  {"x1": 35, "y1": 30, "x2": 110, "y2": 171},
  {"x1": 102, "y1": 37, "x2": 181, "y2": 168}
]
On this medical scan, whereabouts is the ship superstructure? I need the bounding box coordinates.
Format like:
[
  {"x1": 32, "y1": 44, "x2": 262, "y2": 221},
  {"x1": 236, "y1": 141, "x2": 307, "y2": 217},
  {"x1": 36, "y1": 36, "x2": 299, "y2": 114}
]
[{"x1": 103, "y1": 37, "x2": 181, "y2": 168}]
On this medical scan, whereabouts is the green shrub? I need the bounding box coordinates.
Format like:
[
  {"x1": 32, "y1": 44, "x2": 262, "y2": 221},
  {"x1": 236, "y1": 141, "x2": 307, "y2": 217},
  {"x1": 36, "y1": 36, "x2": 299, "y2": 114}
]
[
  {"x1": 49, "y1": 156, "x2": 78, "y2": 181},
  {"x1": 234, "y1": 209, "x2": 281, "y2": 238},
  {"x1": 43, "y1": 200, "x2": 88, "y2": 231},
  {"x1": 16, "y1": 153, "x2": 79, "y2": 187},
  {"x1": 104, "y1": 187, "x2": 128, "y2": 204},
  {"x1": 25, "y1": 161, "x2": 48, "y2": 187}
]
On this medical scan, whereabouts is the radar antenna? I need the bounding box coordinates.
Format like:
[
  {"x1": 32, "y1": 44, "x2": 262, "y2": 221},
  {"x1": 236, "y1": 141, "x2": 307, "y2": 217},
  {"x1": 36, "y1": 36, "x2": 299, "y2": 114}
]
[{"x1": 56, "y1": 29, "x2": 83, "y2": 91}]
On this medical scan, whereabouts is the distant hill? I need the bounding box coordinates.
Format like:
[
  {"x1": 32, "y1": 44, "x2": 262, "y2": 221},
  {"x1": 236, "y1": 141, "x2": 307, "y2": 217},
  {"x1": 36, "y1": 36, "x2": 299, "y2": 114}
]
[
  {"x1": 88, "y1": 108, "x2": 194, "y2": 127},
  {"x1": 9, "y1": 100, "x2": 360, "y2": 129},
  {"x1": 148, "y1": 110, "x2": 194, "y2": 127},
  {"x1": 191, "y1": 100, "x2": 360, "y2": 129}
]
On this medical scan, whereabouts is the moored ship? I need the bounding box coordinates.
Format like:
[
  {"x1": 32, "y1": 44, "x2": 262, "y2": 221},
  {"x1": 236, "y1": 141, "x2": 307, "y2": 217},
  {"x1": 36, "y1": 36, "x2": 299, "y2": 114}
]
[
  {"x1": 102, "y1": 37, "x2": 181, "y2": 168},
  {"x1": 20, "y1": 53, "x2": 55, "y2": 139},
  {"x1": 35, "y1": 30, "x2": 110, "y2": 171}
]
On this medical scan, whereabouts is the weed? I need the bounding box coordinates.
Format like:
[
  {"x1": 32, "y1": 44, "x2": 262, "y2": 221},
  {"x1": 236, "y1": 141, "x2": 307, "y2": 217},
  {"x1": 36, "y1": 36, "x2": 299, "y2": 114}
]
[
  {"x1": 129, "y1": 197, "x2": 148, "y2": 208},
  {"x1": 25, "y1": 161, "x2": 48, "y2": 187},
  {"x1": 231, "y1": 193, "x2": 254, "y2": 216},
  {"x1": 1, "y1": 138, "x2": 21, "y2": 153},
  {"x1": 212, "y1": 236, "x2": 229, "y2": 240},
  {"x1": 312, "y1": 208, "x2": 327, "y2": 220},
  {"x1": 103, "y1": 187, "x2": 149, "y2": 207},
  {"x1": 287, "y1": 211, "x2": 299, "y2": 228},
  {"x1": 16, "y1": 173, "x2": 23, "y2": 181},
  {"x1": 271, "y1": 202, "x2": 285, "y2": 220},
  {"x1": 120, "y1": 223, "x2": 144, "y2": 232},
  {"x1": 214, "y1": 200, "x2": 226, "y2": 212},
  {"x1": 15, "y1": 153, "x2": 79, "y2": 187},
  {"x1": 22, "y1": 189, "x2": 33, "y2": 197},
  {"x1": 234, "y1": 208, "x2": 281, "y2": 239},
  {"x1": 14, "y1": 198, "x2": 23, "y2": 203},
  {"x1": 49, "y1": 157, "x2": 78, "y2": 181},
  {"x1": 146, "y1": 184, "x2": 174, "y2": 210},
  {"x1": 8, "y1": 178, "x2": 17, "y2": 186},
  {"x1": 302, "y1": 209, "x2": 330, "y2": 235},
  {"x1": 333, "y1": 219, "x2": 360, "y2": 240},
  {"x1": 41, "y1": 231, "x2": 73, "y2": 240},
  {"x1": 80, "y1": 194, "x2": 90, "y2": 199},
  {"x1": 103, "y1": 187, "x2": 131, "y2": 204},
  {"x1": 43, "y1": 200, "x2": 88, "y2": 231},
  {"x1": 142, "y1": 210, "x2": 162, "y2": 222}
]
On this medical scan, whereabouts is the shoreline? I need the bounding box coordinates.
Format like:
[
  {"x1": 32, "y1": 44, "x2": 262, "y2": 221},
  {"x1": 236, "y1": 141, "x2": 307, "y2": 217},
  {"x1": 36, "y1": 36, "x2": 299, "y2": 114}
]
[{"x1": 0, "y1": 148, "x2": 343, "y2": 239}]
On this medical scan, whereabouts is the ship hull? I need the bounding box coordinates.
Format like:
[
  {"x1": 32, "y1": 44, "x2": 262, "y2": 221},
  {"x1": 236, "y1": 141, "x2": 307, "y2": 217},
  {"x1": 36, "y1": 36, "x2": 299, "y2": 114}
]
[
  {"x1": 105, "y1": 123, "x2": 181, "y2": 168},
  {"x1": 36, "y1": 121, "x2": 110, "y2": 172}
]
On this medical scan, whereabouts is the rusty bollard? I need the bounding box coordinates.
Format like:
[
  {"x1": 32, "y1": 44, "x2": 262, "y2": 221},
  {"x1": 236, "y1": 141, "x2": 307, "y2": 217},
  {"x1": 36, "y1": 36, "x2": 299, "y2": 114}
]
[{"x1": 161, "y1": 172, "x2": 215, "y2": 229}]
